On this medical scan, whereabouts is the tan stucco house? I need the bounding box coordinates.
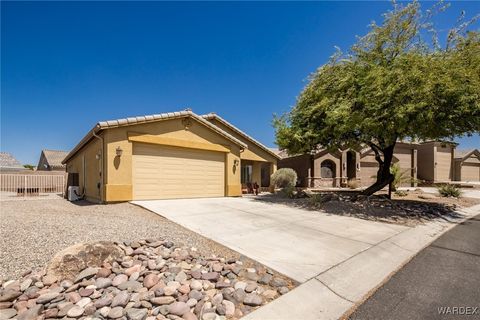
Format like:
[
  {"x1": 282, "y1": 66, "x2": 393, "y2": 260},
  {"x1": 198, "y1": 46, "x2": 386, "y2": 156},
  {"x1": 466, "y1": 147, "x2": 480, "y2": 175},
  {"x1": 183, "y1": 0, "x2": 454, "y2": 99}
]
[
  {"x1": 454, "y1": 149, "x2": 480, "y2": 182},
  {"x1": 62, "y1": 110, "x2": 279, "y2": 203},
  {"x1": 0, "y1": 152, "x2": 29, "y2": 173},
  {"x1": 277, "y1": 140, "x2": 479, "y2": 188},
  {"x1": 37, "y1": 149, "x2": 69, "y2": 171},
  {"x1": 416, "y1": 141, "x2": 456, "y2": 182},
  {"x1": 277, "y1": 142, "x2": 418, "y2": 188}
]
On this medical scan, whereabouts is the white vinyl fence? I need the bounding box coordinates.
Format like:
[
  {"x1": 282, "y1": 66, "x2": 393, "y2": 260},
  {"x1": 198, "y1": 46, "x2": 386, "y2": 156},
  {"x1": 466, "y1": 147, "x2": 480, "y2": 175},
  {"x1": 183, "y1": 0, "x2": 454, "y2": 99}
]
[{"x1": 0, "y1": 174, "x2": 66, "y2": 198}]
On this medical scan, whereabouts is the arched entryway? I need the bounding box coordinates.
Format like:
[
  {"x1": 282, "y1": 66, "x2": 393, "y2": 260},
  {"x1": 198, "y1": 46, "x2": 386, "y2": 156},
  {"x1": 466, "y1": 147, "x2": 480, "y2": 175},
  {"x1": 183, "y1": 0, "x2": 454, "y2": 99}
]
[
  {"x1": 347, "y1": 150, "x2": 357, "y2": 180},
  {"x1": 321, "y1": 160, "x2": 336, "y2": 178},
  {"x1": 320, "y1": 159, "x2": 336, "y2": 187}
]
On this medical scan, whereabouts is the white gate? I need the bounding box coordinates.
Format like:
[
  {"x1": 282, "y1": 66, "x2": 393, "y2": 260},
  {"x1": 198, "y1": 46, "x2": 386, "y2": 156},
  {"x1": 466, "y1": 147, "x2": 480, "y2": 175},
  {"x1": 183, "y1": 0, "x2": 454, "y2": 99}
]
[{"x1": 0, "y1": 174, "x2": 66, "y2": 198}]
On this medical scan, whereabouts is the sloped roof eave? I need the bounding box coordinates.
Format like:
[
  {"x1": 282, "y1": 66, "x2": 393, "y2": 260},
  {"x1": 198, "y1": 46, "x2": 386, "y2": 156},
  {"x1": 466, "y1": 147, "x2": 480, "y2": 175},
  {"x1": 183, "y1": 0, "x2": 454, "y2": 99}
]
[
  {"x1": 62, "y1": 110, "x2": 247, "y2": 164},
  {"x1": 454, "y1": 149, "x2": 480, "y2": 162}
]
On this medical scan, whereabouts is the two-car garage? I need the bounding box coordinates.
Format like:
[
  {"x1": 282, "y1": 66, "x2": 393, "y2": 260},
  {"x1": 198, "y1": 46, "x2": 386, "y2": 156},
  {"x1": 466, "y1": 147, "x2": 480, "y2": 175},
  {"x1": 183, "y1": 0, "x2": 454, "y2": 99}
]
[
  {"x1": 132, "y1": 143, "x2": 226, "y2": 200},
  {"x1": 63, "y1": 110, "x2": 279, "y2": 203}
]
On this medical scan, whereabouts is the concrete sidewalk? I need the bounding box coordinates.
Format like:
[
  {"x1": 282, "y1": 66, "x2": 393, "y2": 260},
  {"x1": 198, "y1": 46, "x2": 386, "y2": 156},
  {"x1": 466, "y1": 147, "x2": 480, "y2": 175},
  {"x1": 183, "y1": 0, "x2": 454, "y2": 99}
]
[{"x1": 133, "y1": 198, "x2": 480, "y2": 320}]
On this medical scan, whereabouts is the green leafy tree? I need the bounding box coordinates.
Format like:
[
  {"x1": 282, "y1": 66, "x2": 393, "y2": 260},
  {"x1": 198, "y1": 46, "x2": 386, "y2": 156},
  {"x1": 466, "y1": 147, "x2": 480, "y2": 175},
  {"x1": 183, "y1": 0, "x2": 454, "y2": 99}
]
[
  {"x1": 23, "y1": 164, "x2": 35, "y2": 170},
  {"x1": 274, "y1": 1, "x2": 480, "y2": 195}
]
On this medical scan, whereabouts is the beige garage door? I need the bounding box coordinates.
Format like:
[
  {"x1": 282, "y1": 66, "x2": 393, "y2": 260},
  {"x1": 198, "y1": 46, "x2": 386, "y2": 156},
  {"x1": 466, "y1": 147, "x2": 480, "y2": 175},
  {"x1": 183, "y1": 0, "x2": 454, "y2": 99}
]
[
  {"x1": 133, "y1": 143, "x2": 225, "y2": 200},
  {"x1": 462, "y1": 163, "x2": 480, "y2": 182}
]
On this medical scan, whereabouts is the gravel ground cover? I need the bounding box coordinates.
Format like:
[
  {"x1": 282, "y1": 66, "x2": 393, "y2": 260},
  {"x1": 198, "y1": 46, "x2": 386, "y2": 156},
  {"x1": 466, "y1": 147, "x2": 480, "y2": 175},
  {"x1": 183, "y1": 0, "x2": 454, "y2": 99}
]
[
  {"x1": 0, "y1": 199, "x2": 267, "y2": 281},
  {"x1": 0, "y1": 239, "x2": 295, "y2": 320},
  {"x1": 255, "y1": 189, "x2": 480, "y2": 226}
]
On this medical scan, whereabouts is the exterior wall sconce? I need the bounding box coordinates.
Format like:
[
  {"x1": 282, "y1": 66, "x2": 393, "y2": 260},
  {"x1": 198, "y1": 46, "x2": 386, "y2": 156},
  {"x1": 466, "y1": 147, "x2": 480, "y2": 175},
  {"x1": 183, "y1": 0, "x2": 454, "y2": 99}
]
[
  {"x1": 234, "y1": 159, "x2": 240, "y2": 167},
  {"x1": 116, "y1": 146, "x2": 123, "y2": 157}
]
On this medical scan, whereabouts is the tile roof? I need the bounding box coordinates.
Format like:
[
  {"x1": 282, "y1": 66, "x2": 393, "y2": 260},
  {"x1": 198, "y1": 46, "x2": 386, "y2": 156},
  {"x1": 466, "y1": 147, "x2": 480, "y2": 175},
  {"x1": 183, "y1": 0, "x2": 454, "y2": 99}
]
[
  {"x1": 454, "y1": 148, "x2": 480, "y2": 160},
  {"x1": 63, "y1": 110, "x2": 247, "y2": 164},
  {"x1": 0, "y1": 152, "x2": 26, "y2": 170},
  {"x1": 42, "y1": 149, "x2": 69, "y2": 169},
  {"x1": 202, "y1": 113, "x2": 281, "y2": 160},
  {"x1": 268, "y1": 148, "x2": 290, "y2": 159}
]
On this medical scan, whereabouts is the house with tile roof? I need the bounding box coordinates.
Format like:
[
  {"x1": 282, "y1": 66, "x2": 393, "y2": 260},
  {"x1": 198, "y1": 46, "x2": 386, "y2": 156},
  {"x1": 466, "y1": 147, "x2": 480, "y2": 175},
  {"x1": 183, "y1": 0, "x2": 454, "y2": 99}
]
[
  {"x1": 37, "y1": 149, "x2": 69, "y2": 171},
  {"x1": 0, "y1": 152, "x2": 28, "y2": 172},
  {"x1": 62, "y1": 109, "x2": 279, "y2": 203},
  {"x1": 454, "y1": 149, "x2": 480, "y2": 182}
]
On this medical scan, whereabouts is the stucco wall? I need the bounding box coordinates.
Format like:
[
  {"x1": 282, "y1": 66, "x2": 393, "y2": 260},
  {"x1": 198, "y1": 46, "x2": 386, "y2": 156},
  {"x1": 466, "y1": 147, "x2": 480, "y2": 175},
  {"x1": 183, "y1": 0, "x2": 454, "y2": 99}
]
[
  {"x1": 359, "y1": 152, "x2": 378, "y2": 186},
  {"x1": 436, "y1": 144, "x2": 453, "y2": 181},
  {"x1": 417, "y1": 143, "x2": 435, "y2": 182},
  {"x1": 360, "y1": 144, "x2": 415, "y2": 187},
  {"x1": 65, "y1": 136, "x2": 103, "y2": 203},
  {"x1": 103, "y1": 117, "x2": 242, "y2": 202},
  {"x1": 37, "y1": 154, "x2": 49, "y2": 171},
  {"x1": 313, "y1": 153, "x2": 341, "y2": 187},
  {"x1": 278, "y1": 154, "x2": 313, "y2": 187},
  {"x1": 207, "y1": 119, "x2": 278, "y2": 164}
]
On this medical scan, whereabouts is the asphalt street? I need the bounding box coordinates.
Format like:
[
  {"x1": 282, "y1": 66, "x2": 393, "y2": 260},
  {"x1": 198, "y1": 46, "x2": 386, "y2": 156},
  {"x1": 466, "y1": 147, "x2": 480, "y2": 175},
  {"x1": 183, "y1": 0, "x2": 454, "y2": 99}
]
[{"x1": 349, "y1": 214, "x2": 480, "y2": 320}]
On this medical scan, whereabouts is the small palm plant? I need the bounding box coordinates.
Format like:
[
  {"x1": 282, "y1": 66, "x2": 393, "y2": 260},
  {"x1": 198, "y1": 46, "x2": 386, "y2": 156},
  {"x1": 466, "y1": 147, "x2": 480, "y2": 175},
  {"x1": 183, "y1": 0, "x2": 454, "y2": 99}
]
[{"x1": 390, "y1": 163, "x2": 416, "y2": 191}]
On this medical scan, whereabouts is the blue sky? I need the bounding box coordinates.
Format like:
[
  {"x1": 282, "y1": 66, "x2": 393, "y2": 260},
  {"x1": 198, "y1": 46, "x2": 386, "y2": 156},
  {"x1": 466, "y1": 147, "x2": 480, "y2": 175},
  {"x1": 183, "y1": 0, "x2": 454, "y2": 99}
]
[{"x1": 1, "y1": 1, "x2": 479, "y2": 164}]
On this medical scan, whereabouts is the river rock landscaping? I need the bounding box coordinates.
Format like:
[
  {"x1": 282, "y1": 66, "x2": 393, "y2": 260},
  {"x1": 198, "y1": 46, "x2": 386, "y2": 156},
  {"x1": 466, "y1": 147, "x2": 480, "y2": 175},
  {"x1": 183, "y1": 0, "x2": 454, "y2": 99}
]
[{"x1": 0, "y1": 239, "x2": 295, "y2": 320}]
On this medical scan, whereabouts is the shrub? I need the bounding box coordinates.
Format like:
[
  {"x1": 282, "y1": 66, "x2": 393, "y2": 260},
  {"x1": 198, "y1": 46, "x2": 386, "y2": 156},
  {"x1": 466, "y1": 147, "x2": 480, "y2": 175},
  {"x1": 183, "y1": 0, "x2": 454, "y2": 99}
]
[
  {"x1": 347, "y1": 179, "x2": 359, "y2": 189},
  {"x1": 279, "y1": 185, "x2": 296, "y2": 199},
  {"x1": 309, "y1": 193, "x2": 325, "y2": 206},
  {"x1": 394, "y1": 190, "x2": 408, "y2": 197},
  {"x1": 437, "y1": 184, "x2": 462, "y2": 198},
  {"x1": 271, "y1": 168, "x2": 297, "y2": 188}
]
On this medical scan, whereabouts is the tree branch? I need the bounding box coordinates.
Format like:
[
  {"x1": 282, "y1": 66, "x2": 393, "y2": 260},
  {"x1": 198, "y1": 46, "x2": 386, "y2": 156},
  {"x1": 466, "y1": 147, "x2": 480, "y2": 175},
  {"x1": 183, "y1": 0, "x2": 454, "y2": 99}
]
[{"x1": 369, "y1": 142, "x2": 384, "y2": 165}]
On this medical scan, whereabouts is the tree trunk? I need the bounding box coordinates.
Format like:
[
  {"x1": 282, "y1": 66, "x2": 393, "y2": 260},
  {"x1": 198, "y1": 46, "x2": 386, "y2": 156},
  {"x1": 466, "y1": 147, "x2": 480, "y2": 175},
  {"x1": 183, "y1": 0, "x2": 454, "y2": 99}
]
[{"x1": 361, "y1": 144, "x2": 396, "y2": 196}]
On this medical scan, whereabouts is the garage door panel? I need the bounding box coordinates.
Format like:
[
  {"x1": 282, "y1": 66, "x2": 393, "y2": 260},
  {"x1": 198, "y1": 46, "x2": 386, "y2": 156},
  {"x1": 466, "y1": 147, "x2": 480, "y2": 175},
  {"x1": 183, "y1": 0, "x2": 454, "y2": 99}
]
[
  {"x1": 461, "y1": 163, "x2": 480, "y2": 181},
  {"x1": 133, "y1": 143, "x2": 225, "y2": 200}
]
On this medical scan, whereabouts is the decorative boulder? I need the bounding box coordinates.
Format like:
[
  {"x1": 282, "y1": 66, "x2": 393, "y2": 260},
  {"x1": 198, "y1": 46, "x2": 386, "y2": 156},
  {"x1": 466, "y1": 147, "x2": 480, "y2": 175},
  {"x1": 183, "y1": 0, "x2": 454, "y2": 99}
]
[{"x1": 47, "y1": 241, "x2": 124, "y2": 281}]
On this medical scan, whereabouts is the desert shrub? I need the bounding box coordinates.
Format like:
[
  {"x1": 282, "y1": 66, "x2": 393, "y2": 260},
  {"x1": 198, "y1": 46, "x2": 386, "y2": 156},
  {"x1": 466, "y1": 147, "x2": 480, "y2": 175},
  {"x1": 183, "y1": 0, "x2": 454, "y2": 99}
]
[
  {"x1": 437, "y1": 184, "x2": 461, "y2": 198},
  {"x1": 347, "y1": 179, "x2": 359, "y2": 189},
  {"x1": 309, "y1": 193, "x2": 325, "y2": 206},
  {"x1": 279, "y1": 185, "x2": 296, "y2": 199},
  {"x1": 271, "y1": 168, "x2": 297, "y2": 188},
  {"x1": 394, "y1": 190, "x2": 408, "y2": 197}
]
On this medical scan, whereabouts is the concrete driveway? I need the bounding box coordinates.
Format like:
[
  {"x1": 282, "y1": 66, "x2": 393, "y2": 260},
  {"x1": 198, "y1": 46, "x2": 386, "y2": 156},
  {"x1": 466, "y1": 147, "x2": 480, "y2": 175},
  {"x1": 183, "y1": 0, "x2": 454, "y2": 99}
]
[
  {"x1": 133, "y1": 197, "x2": 480, "y2": 319},
  {"x1": 133, "y1": 197, "x2": 408, "y2": 283}
]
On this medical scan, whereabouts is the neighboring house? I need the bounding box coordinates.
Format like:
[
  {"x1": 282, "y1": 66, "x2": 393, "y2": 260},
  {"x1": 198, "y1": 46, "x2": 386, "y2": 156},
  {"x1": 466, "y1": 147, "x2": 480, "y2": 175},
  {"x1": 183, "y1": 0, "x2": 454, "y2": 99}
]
[
  {"x1": 37, "y1": 149, "x2": 69, "y2": 171},
  {"x1": 62, "y1": 110, "x2": 279, "y2": 203},
  {"x1": 454, "y1": 149, "x2": 480, "y2": 182},
  {"x1": 417, "y1": 141, "x2": 456, "y2": 182},
  {"x1": 277, "y1": 140, "x2": 480, "y2": 187},
  {"x1": 278, "y1": 142, "x2": 418, "y2": 188},
  {"x1": 276, "y1": 154, "x2": 313, "y2": 187},
  {"x1": 0, "y1": 152, "x2": 28, "y2": 173}
]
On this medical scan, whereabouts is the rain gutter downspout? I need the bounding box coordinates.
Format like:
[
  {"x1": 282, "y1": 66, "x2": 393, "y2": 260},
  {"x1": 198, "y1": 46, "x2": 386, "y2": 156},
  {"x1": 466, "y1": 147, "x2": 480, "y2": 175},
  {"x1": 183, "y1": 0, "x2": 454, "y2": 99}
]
[{"x1": 92, "y1": 130, "x2": 105, "y2": 203}]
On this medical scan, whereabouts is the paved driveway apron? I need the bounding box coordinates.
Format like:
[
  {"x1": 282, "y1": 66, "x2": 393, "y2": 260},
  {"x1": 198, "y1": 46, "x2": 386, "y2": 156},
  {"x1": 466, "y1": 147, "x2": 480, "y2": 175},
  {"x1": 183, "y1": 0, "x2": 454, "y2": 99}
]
[{"x1": 133, "y1": 197, "x2": 408, "y2": 283}]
